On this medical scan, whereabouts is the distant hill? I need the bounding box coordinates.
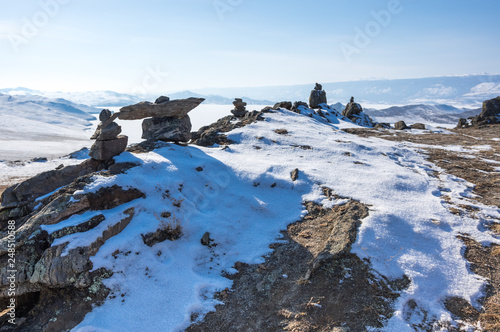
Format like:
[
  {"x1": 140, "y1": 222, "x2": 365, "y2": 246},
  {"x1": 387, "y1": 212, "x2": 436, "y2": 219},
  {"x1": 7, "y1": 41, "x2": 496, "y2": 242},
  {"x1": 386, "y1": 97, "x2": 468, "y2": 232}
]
[
  {"x1": 0, "y1": 93, "x2": 97, "y2": 160},
  {"x1": 365, "y1": 104, "x2": 480, "y2": 125},
  {"x1": 192, "y1": 74, "x2": 500, "y2": 108}
]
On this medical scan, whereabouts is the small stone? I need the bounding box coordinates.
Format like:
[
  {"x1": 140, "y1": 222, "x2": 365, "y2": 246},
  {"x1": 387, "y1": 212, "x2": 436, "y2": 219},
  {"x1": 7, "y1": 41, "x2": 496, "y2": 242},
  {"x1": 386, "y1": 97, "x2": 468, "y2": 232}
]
[
  {"x1": 201, "y1": 232, "x2": 212, "y2": 246},
  {"x1": 155, "y1": 96, "x2": 170, "y2": 104},
  {"x1": 196, "y1": 167, "x2": 203, "y2": 172},
  {"x1": 291, "y1": 168, "x2": 299, "y2": 181},
  {"x1": 99, "y1": 109, "x2": 112, "y2": 122}
]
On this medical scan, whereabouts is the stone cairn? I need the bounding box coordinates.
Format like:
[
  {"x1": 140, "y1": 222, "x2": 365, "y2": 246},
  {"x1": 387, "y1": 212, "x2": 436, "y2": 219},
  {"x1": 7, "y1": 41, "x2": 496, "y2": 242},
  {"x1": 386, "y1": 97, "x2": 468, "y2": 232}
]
[
  {"x1": 232, "y1": 98, "x2": 247, "y2": 117},
  {"x1": 309, "y1": 83, "x2": 327, "y2": 109},
  {"x1": 89, "y1": 96, "x2": 205, "y2": 161},
  {"x1": 89, "y1": 109, "x2": 128, "y2": 161}
]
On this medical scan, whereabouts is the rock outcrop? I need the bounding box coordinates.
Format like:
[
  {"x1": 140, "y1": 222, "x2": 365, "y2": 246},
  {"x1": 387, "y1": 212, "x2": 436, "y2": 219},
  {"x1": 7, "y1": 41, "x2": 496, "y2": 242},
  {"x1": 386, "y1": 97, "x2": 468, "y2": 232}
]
[
  {"x1": 459, "y1": 96, "x2": 500, "y2": 127},
  {"x1": 90, "y1": 109, "x2": 128, "y2": 161},
  {"x1": 309, "y1": 83, "x2": 327, "y2": 109},
  {"x1": 191, "y1": 111, "x2": 265, "y2": 147},
  {"x1": 291, "y1": 101, "x2": 309, "y2": 113},
  {"x1": 342, "y1": 97, "x2": 375, "y2": 127},
  {"x1": 231, "y1": 98, "x2": 247, "y2": 117}
]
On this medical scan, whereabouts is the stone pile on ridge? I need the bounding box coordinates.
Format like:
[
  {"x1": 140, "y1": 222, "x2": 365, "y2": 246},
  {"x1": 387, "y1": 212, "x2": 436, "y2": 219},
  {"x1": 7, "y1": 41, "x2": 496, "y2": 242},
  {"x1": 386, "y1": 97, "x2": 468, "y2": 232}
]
[
  {"x1": 120, "y1": 96, "x2": 205, "y2": 142},
  {"x1": 231, "y1": 98, "x2": 247, "y2": 117},
  {"x1": 89, "y1": 109, "x2": 128, "y2": 161},
  {"x1": 309, "y1": 83, "x2": 327, "y2": 109}
]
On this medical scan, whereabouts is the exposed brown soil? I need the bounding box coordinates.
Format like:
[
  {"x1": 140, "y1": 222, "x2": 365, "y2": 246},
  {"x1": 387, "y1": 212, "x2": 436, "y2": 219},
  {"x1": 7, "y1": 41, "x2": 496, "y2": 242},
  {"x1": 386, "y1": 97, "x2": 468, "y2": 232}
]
[{"x1": 188, "y1": 199, "x2": 409, "y2": 332}]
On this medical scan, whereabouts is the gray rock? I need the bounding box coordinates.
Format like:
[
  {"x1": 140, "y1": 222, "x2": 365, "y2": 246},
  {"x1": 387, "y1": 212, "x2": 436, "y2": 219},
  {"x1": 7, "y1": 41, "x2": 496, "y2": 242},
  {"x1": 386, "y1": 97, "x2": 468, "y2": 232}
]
[
  {"x1": 273, "y1": 101, "x2": 292, "y2": 110},
  {"x1": 291, "y1": 101, "x2": 309, "y2": 113},
  {"x1": 309, "y1": 83, "x2": 327, "y2": 108},
  {"x1": 142, "y1": 115, "x2": 192, "y2": 142},
  {"x1": 342, "y1": 100, "x2": 375, "y2": 127},
  {"x1": 91, "y1": 122, "x2": 122, "y2": 140},
  {"x1": 410, "y1": 123, "x2": 426, "y2": 130},
  {"x1": 232, "y1": 98, "x2": 247, "y2": 117},
  {"x1": 30, "y1": 207, "x2": 134, "y2": 288},
  {"x1": 89, "y1": 135, "x2": 128, "y2": 161},
  {"x1": 291, "y1": 168, "x2": 299, "y2": 181},
  {"x1": 99, "y1": 109, "x2": 112, "y2": 122},
  {"x1": 201, "y1": 232, "x2": 212, "y2": 246},
  {"x1": 231, "y1": 108, "x2": 247, "y2": 117},
  {"x1": 155, "y1": 96, "x2": 170, "y2": 104},
  {"x1": 119, "y1": 97, "x2": 205, "y2": 120},
  {"x1": 342, "y1": 101, "x2": 363, "y2": 118},
  {"x1": 480, "y1": 96, "x2": 500, "y2": 119},
  {"x1": 456, "y1": 118, "x2": 468, "y2": 128},
  {"x1": 374, "y1": 122, "x2": 391, "y2": 129},
  {"x1": 394, "y1": 121, "x2": 409, "y2": 130}
]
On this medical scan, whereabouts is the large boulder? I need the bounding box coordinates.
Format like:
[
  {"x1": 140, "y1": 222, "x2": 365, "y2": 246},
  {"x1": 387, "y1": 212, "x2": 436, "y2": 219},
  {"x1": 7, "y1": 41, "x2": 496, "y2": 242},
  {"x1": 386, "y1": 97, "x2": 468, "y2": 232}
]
[
  {"x1": 142, "y1": 115, "x2": 192, "y2": 142},
  {"x1": 394, "y1": 121, "x2": 409, "y2": 130},
  {"x1": 119, "y1": 97, "x2": 205, "y2": 120},
  {"x1": 309, "y1": 83, "x2": 327, "y2": 109},
  {"x1": 89, "y1": 135, "x2": 128, "y2": 161}
]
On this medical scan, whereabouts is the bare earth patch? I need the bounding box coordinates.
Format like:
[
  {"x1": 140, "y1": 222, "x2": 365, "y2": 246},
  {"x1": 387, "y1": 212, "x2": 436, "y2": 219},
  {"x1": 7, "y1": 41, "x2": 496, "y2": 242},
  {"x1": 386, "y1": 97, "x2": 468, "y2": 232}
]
[
  {"x1": 188, "y1": 198, "x2": 409, "y2": 332},
  {"x1": 344, "y1": 124, "x2": 500, "y2": 330}
]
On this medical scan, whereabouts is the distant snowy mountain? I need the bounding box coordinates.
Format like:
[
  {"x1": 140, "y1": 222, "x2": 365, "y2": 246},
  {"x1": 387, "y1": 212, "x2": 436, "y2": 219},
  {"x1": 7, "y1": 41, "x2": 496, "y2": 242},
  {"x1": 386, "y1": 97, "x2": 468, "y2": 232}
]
[
  {"x1": 193, "y1": 74, "x2": 500, "y2": 108},
  {"x1": 365, "y1": 104, "x2": 480, "y2": 125},
  {"x1": 0, "y1": 88, "x2": 141, "y2": 108},
  {"x1": 0, "y1": 93, "x2": 97, "y2": 160},
  {"x1": 0, "y1": 88, "x2": 273, "y2": 107}
]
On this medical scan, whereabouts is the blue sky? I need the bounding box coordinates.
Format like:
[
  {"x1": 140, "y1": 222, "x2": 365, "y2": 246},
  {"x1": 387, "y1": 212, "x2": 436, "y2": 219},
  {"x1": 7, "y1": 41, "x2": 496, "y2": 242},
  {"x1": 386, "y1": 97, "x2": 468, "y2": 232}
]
[{"x1": 1, "y1": 0, "x2": 499, "y2": 93}]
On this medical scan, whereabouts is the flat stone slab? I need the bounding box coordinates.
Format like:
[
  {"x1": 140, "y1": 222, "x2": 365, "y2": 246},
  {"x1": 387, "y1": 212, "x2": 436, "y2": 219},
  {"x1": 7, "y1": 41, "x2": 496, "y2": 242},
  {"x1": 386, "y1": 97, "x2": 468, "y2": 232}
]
[{"x1": 118, "y1": 97, "x2": 205, "y2": 120}]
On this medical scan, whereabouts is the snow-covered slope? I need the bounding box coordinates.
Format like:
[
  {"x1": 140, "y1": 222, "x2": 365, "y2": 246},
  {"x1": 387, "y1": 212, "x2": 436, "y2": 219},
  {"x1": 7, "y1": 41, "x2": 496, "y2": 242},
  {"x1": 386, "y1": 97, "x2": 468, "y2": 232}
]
[
  {"x1": 56, "y1": 109, "x2": 500, "y2": 331},
  {"x1": 0, "y1": 93, "x2": 97, "y2": 161}
]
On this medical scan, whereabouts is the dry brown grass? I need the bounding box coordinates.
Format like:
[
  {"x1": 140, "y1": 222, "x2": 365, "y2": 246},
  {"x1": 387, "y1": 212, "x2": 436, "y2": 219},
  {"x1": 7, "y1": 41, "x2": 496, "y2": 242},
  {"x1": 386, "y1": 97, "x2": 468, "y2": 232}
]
[{"x1": 480, "y1": 303, "x2": 500, "y2": 331}]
